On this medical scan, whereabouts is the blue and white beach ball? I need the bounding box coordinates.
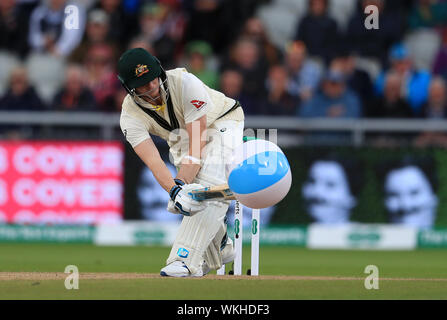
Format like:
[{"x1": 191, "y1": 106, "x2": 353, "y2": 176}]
[{"x1": 226, "y1": 139, "x2": 292, "y2": 209}]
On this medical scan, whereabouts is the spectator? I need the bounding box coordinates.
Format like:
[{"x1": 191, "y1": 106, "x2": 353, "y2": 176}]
[
  {"x1": 345, "y1": 0, "x2": 403, "y2": 66},
  {"x1": 69, "y1": 9, "x2": 119, "y2": 64},
  {"x1": 83, "y1": 43, "x2": 118, "y2": 112},
  {"x1": 184, "y1": 40, "x2": 219, "y2": 89},
  {"x1": 0, "y1": 65, "x2": 46, "y2": 139},
  {"x1": 415, "y1": 77, "x2": 447, "y2": 147},
  {"x1": 374, "y1": 44, "x2": 431, "y2": 115},
  {"x1": 127, "y1": 36, "x2": 155, "y2": 54},
  {"x1": 422, "y1": 77, "x2": 447, "y2": 119},
  {"x1": 329, "y1": 52, "x2": 373, "y2": 108},
  {"x1": 219, "y1": 69, "x2": 258, "y2": 115},
  {"x1": 294, "y1": 0, "x2": 339, "y2": 63},
  {"x1": 93, "y1": 0, "x2": 135, "y2": 47},
  {"x1": 0, "y1": 65, "x2": 45, "y2": 111},
  {"x1": 433, "y1": 27, "x2": 447, "y2": 80},
  {"x1": 184, "y1": 0, "x2": 263, "y2": 53},
  {"x1": 299, "y1": 70, "x2": 362, "y2": 118},
  {"x1": 222, "y1": 37, "x2": 268, "y2": 102},
  {"x1": 408, "y1": 0, "x2": 447, "y2": 30},
  {"x1": 52, "y1": 64, "x2": 97, "y2": 111},
  {"x1": 28, "y1": 0, "x2": 86, "y2": 57},
  {"x1": 262, "y1": 65, "x2": 298, "y2": 116},
  {"x1": 157, "y1": 0, "x2": 188, "y2": 44},
  {"x1": 241, "y1": 16, "x2": 282, "y2": 66},
  {"x1": 285, "y1": 41, "x2": 322, "y2": 102},
  {"x1": 183, "y1": 0, "x2": 221, "y2": 52},
  {"x1": 367, "y1": 72, "x2": 413, "y2": 118},
  {"x1": 0, "y1": 0, "x2": 30, "y2": 57},
  {"x1": 136, "y1": 3, "x2": 177, "y2": 68}
]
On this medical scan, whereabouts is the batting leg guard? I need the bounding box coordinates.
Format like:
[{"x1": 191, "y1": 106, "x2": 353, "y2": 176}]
[
  {"x1": 202, "y1": 215, "x2": 229, "y2": 271},
  {"x1": 166, "y1": 200, "x2": 230, "y2": 275}
]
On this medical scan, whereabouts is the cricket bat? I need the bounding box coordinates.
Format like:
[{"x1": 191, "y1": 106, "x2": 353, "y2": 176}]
[{"x1": 189, "y1": 184, "x2": 235, "y2": 201}]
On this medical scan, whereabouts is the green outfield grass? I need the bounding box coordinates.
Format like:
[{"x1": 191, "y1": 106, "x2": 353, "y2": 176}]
[{"x1": 0, "y1": 244, "x2": 446, "y2": 299}]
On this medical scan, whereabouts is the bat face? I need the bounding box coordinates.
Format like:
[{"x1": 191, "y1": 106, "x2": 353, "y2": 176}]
[{"x1": 189, "y1": 186, "x2": 235, "y2": 201}]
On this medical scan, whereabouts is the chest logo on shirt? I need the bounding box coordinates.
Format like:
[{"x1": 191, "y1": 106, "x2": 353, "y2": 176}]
[
  {"x1": 135, "y1": 64, "x2": 149, "y2": 77},
  {"x1": 190, "y1": 100, "x2": 206, "y2": 110}
]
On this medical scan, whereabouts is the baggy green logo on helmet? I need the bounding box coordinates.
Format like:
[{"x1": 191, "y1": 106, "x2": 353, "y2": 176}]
[
  {"x1": 117, "y1": 48, "x2": 161, "y2": 90},
  {"x1": 135, "y1": 64, "x2": 149, "y2": 78}
]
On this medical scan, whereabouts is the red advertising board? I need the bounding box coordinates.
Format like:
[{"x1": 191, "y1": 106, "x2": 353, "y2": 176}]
[{"x1": 0, "y1": 141, "x2": 124, "y2": 224}]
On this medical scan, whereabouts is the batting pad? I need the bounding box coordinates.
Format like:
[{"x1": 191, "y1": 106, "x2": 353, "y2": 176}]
[
  {"x1": 166, "y1": 200, "x2": 229, "y2": 274},
  {"x1": 203, "y1": 216, "x2": 228, "y2": 270}
]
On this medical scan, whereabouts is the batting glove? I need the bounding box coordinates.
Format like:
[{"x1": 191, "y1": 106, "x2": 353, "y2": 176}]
[{"x1": 168, "y1": 182, "x2": 205, "y2": 216}]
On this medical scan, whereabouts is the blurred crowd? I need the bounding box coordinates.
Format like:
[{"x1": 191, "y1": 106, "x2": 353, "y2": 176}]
[{"x1": 0, "y1": 0, "x2": 447, "y2": 124}]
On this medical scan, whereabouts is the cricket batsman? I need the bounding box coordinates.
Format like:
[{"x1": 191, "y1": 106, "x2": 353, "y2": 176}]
[{"x1": 117, "y1": 48, "x2": 244, "y2": 277}]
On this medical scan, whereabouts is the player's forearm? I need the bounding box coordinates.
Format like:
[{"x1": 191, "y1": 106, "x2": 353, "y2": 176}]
[
  {"x1": 176, "y1": 163, "x2": 201, "y2": 184},
  {"x1": 151, "y1": 158, "x2": 177, "y2": 192},
  {"x1": 177, "y1": 116, "x2": 207, "y2": 183},
  {"x1": 134, "y1": 139, "x2": 176, "y2": 192}
]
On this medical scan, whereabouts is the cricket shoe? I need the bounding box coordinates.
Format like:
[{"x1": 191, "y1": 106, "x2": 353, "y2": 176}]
[
  {"x1": 202, "y1": 238, "x2": 236, "y2": 275},
  {"x1": 160, "y1": 261, "x2": 204, "y2": 278}
]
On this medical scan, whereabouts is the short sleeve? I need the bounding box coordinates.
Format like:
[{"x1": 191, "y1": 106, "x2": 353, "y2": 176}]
[
  {"x1": 182, "y1": 72, "x2": 214, "y2": 123},
  {"x1": 120, "y1": 112, "x2": 151, "y2": 148}
]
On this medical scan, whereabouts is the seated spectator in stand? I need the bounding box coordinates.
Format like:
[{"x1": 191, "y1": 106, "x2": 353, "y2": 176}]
[
  {"x1": 422, "y1": 77, "x2": 447, "y2": 119},
  {"x1": 294, "y1": 0, "x2": 339, "y2": 63},
  {"x1": 92, "y1": 0, "x2": 132, "y2": 47},
  {"x1": 299, "y1": 70, "x2": 362, "y2": 118},
  {"x1": 367, "y1": 72, "x2": 413, "y2": 118},
  {"x1": 0, "y1": 66, "x2": 45, "y2": 111},
  {"x1": 262, "y1": 65, "x2": 299, "y2": 116},
  {"x1": 0, "y1": 65, "x2": 45, "y2": 139},
  {"x1": 69, "y1": 9, "x2": 118, "y2": 64},
  {"x1": 241, "y1": 16, "x2": 282, "y2": 67},
  {"x1": 329, "y1": 51, "x2": 373, "y2": 108},
  {"x1": 28, "y1": 0, "x2": 85, "y2": 57},
  {"x1": 136, "y1": 3, "x2": 177, "y2": 69},
  {"x1": 127, "y1": 36, "x2": 155, "y2": 53},
  {"x1": 374, "y1": 44, "x2": 431, "y2": 116},
  {"x1": 183, "y1": 0, "x2": 222, "y2": 52},
  {"x1": 83, "y1": 43, "x2": 118, "y2": 112},
  {"x1": 285, "y1": 41, "x2": 322, "y2": 102},
  {"x1": 345, "y1": 0, "x2": 403, "y2": 66},
  {"x1": 433, "y1": 27, "x2": 447, "y2": 80},
  {"x1": 408, "y1": 0, "x2": 447, "y2": 30},
  {"x1": 0, "y1": 0, "x2": 30, "y2": 57},
  {"x1": 222, "y1": 37, "x2": 268, "y2": 104},
  {"x1": 52, "y1": 64, "x2": 97, "y2": 111},
  {"x1": 219, "y1": 69, "x2": 258, "y2": 115},
  {"x1": 156, "y1": 0, "x2": 187, "y2": 46},
  {"x1": 184, "y1": 40, "x2": 219, "y2": 90},
  {"x1": 415, "y1": 77, "x2": 447, "y2": 147}
]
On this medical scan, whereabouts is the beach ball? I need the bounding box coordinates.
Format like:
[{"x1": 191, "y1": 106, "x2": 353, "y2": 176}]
[{"x1": 226, "y1": 139, "x2": 292, "y2": 209}]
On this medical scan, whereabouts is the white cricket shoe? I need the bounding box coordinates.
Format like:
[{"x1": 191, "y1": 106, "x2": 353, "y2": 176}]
[
  {"x1": 160, "y1": 261, "x2": 204, "y2": 278},
  {"x1": 202, "y1": 237, "x2": 236, "y2": 275}
]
